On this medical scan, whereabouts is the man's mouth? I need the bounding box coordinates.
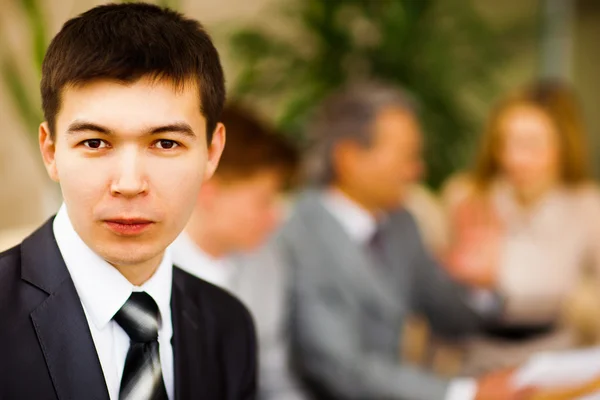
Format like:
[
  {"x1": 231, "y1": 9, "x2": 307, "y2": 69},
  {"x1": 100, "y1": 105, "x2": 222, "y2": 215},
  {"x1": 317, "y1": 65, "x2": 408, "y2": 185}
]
[{"x1": 103, "y1": 218, "x2": 155, "y2": 236}]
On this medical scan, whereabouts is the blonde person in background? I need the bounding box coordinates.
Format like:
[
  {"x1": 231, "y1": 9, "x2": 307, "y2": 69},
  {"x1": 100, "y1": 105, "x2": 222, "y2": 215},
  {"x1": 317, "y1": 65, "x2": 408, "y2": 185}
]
[{"x1": 442, "y1": 79, "x2": 600, "y2": 375}]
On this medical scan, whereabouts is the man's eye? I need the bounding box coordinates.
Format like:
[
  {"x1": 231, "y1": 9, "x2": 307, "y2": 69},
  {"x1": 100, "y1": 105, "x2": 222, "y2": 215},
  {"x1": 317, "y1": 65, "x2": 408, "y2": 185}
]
[
  {"x1": 82, "y1": 139, "x2": 108, "y2": 149},
  {"x1": 155, "y1": 140, "x2": 179, "y2": 150}
]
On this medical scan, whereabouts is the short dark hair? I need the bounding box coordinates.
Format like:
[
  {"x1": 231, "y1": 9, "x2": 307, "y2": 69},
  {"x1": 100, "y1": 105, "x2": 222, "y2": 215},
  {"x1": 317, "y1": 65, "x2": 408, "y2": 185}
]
[
  {"x1": 216, "y1": 104, "x2": 300, "y2": 189},
  {"x1": 41, "y1": 2, "x2": 225, "y2": 141}
]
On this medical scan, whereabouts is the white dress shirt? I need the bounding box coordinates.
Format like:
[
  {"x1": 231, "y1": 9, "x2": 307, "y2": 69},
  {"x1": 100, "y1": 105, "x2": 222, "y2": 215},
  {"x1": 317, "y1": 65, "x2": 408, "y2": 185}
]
[
  {"x1": 170, "y1": 231, "x2": 238, "y2": 292},
  {"x1": 53, "y1": 204, "x2": 174, "y2": 400},
  {"x1": 321, "y1": 189, "x2": 477, "y2": 400}
]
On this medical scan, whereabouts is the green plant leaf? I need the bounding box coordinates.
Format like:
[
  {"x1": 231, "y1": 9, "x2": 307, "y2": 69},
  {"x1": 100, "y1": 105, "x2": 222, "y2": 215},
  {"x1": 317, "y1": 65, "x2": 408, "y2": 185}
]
[
  {"x1": 156, "y1": 0, "x2": 180, "y2": 9},
  {"x1": 21, "y1": 0, "x2": 49, "y2": 78},
  {"x1": 1, "y1": 57, "x2": 43, "y2": 137}
]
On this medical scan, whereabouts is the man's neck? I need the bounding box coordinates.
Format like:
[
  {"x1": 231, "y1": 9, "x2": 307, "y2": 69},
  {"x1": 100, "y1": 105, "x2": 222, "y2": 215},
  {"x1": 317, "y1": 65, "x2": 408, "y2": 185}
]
[
  {"x1": 184, "y1": 216, "x2": 230, "y2": 260},
  {"x1": 511, "y1": 177, "x2": 559, "y2": 209},
  {"x1": 112, "y1": 252, "x2": 163, "y2": 286},
  {"x1": 331, "y1": 184, "x2": 381, "y2": 217}
]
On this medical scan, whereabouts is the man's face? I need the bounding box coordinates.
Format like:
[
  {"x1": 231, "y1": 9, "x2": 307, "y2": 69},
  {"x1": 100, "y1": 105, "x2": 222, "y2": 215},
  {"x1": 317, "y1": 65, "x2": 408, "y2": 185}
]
[
  {"x1": 202, "y1": 169, "x2": 285, "y2": 253},
  {"x1": 39, "y1": 77, "x2": 224, "y2": 269},
  {"x1": 338, "y1": 107, "x2": 423, "y2": 211}
]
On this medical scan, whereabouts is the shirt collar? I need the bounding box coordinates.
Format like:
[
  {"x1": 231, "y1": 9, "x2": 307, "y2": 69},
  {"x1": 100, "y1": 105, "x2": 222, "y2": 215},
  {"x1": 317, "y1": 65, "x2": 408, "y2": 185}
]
[
  {"x1": 320, "y1": 188, "x2": 378, "y2": 244},
  {"x1": 52, "y1": 204, "x2": 173, "y2": 334},
  {"x1": 170, "y1": 230, "x2": 236, "y2": 289}
]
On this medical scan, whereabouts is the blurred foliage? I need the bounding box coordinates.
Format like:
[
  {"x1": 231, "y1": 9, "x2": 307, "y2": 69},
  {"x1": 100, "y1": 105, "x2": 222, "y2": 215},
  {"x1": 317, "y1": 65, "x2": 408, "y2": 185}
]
[
  {"x1": 229, "y1": 0, "x2": 537, "y2": 189},
  {"x1": 1, "y1": 0, "x2": 48, "y2": 138},
  {"x1": 156, "y1": 0, "x2": 180, "y2": 8},
  {"x1": 121, "y1": 0, "x2": 179, "y2": 7},
  {"x1": 1, "y1": 0, "x2": 180, "y2": 143}
]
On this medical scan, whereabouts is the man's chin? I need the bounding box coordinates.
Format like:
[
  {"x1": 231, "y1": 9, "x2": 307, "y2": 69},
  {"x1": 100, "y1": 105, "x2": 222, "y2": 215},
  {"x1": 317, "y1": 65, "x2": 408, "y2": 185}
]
[
  {"x1": 96, "y1": 241, "x2": 165, "y2": 267},
  {"x1": 379, "y1": 196, "x2": 404, "y2": 212}
]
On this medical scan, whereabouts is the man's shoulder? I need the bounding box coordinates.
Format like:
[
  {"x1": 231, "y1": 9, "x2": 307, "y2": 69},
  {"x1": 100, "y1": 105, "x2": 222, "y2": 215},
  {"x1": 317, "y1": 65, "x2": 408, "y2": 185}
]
[
  {"x1": 278, "y1": 190, "x2": 330, "y2": 243},
  {"x1": 389, "y1": 206, "x2": 420, "y2": 232},
  {"x1": 0, "y1": 242, "x2": 43, "y2": 329},
  {"x1": 0, "y1": 244, "x2": 22, "y2": 284},
  {"x1": 386, "y1": 208, "x2": 426, "y2": 252},
  {"x1": 0, "y1": 242, "x2": 21, "y2": 260},
  {"x1": 0, "y1": 219, "x2": 53, "y2": 273},
  {"x1": 173, "y1": 266, "x2": 254, "y2": 327}
]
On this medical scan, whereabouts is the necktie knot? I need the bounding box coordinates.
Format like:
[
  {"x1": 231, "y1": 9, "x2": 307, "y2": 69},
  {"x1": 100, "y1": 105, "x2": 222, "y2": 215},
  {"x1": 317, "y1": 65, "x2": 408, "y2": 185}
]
[
  {"x1": 114, "y1": 291, "x2": 160, "y2": 343},
  {"x1": 367, "y1": 222, "x2": 387, "y2": 252}
]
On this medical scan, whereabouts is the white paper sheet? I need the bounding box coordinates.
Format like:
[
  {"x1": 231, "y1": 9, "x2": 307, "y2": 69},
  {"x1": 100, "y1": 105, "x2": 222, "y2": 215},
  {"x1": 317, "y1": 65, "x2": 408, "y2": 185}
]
[
  {"x1": 578, "y1": 392, "x2": 600, "y2": 400},
  {"x1": 513, "y1": 347, "x2": 600, "y2": 389}
]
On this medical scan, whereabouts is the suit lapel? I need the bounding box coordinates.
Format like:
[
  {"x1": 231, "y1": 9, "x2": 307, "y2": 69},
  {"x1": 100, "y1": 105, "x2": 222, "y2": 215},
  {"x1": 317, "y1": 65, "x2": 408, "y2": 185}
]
[
  {"x1": 381, "y1": 211, "x2": 417, "y2": 303},
  {"x1": 171, "y1": 267, "x2": 206, "y2": 400},
  {"x1": 296, "y1": 194, "x2": 402, "y2": 315},
  {"x1": 21, "y1": 219, "x2": 109, "y2": 400}
]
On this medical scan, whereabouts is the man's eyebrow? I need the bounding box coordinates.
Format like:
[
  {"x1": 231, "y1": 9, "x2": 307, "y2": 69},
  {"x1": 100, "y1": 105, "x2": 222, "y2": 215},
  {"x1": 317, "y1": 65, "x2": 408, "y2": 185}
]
[
  {"x1": 67, "y1": 121, "x2": 111, "y2": 134},
  {"x1": 65, "y1": 121, "x2": 197, "y2": 138},
  {"x1": 149, "y1": 122, "x2": 196, "y2": 138}
]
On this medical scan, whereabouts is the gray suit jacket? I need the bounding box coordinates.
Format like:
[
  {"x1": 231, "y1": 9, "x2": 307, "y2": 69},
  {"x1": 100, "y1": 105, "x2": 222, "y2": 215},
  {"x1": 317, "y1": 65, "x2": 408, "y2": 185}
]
[{"x1": 276, "y1": 191, "x2": 483, "y2": 400}]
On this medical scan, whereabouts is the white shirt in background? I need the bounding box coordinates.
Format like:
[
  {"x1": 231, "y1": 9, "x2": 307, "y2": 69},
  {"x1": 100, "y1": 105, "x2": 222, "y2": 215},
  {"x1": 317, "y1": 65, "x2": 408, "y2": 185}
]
[
  {"x1": 170, "y1": 231, "x2": 237, "y2": 292},
  {"x1": 170, "y1": 229, "x2": 307, "y2": 400}
]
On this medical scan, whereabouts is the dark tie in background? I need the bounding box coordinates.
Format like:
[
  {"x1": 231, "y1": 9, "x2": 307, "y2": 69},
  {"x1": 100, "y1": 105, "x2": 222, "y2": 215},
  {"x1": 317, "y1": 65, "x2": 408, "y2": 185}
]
[
  {"x1": 367, "y1": 223, "x2": 390, "y2": 269},
  {"x1": 113, "y1": 291, "x2": 168, "y2": 400}
]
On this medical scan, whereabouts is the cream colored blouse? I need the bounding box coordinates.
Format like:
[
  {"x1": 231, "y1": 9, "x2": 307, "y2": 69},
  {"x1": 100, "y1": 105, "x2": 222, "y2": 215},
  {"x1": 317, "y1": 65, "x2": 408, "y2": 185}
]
[{"x1": 443, "y1": 176, "x2": 600, "y2": 325}]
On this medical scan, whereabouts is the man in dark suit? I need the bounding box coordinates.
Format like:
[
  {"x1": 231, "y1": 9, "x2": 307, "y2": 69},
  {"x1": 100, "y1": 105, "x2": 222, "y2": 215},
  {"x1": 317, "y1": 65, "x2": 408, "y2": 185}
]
[{"x1": 0, "y1": 3, "x2": 256, "y2": 399}]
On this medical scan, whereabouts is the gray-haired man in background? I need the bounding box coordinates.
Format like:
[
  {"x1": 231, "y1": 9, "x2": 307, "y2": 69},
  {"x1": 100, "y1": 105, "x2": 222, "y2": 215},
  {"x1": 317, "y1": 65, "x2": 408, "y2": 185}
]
[{"x1": 274, "y1": 82, "x2": 522, "y2": 399}]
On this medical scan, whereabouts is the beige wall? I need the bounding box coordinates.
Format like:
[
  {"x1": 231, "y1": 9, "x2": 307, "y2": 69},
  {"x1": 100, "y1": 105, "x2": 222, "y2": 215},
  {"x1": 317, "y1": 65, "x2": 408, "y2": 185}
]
[
  {"x1": 0, "y1": 0, "x2": 49, "y2": 233},
  {"x1": 574, "y1": 0, "x2": 600, "y2": 177}
]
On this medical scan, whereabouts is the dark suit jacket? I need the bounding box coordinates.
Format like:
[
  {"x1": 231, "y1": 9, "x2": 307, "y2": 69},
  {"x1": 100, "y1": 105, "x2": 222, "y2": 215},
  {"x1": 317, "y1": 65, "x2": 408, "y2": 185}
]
[{"x1": 0, "y1": 219, "x2": 257, "y2": 400}]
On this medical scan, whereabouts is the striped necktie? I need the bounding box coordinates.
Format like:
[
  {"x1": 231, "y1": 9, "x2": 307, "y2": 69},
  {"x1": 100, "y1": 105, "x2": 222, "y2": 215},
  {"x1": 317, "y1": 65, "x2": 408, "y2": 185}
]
[{"x1": 113, "y1": 291, "x2": 168, "y2": 400}]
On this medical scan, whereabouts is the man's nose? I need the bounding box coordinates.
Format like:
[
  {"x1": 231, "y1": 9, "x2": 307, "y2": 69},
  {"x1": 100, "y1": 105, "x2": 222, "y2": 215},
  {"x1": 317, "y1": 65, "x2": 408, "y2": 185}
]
[{"x1": 110, "y1": 148, "x2": 148, "y2": 198}]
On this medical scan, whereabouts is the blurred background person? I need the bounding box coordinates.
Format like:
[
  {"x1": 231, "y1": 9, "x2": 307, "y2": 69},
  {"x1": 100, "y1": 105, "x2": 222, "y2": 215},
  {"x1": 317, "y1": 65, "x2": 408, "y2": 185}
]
[
  {"x1": 443, "y1": 79, "x2": 600, "y2": 375},
  {"x1": 277, "y1": 82, "x2": 521, "y2": 400},
  {"x1": 170, "y1": 104, "x2": 306, "y2": 400},
  {"x1": 369, "y1": 110, "x2": 449, "y2": 259}
]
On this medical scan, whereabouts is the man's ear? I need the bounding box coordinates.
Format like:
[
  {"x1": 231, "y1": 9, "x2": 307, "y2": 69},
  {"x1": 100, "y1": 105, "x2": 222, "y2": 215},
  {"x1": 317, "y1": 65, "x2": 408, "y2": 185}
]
[
  {"x1": 39, "y1": 122, "x2": 59, "y2": 182},
  {"x1": 204, "y1": 122, "x2": 225, "y2": 180},
  {"x1": 332, "y1": 139, "x2": 361, "y2": 179}
]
